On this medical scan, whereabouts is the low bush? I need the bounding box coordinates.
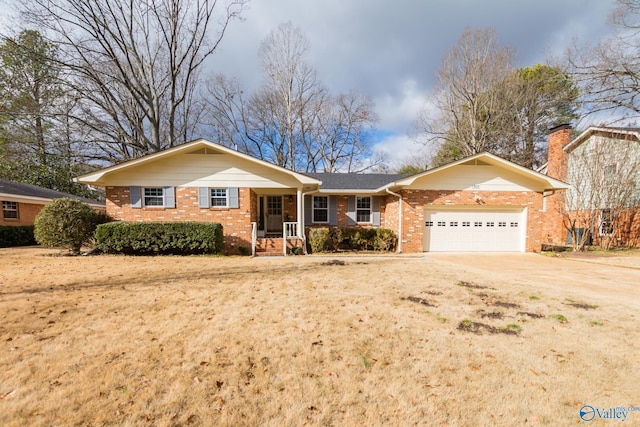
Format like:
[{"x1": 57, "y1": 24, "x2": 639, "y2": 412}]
[
  {"x1": 96, "y1": 222, "x2": 223, "y2": 255},
  {"x1": 373, "y1": 228, "x2": 397, "y2": 251},
  {"x1": 306, "y1": 227, "x2": 396, "y2": 253},
  {"x1": 308, "y1": 227, "x2": 331, "y2": 253},
  {"x1": 0, "y1": 225, "x2": 36, "y2": 248}
]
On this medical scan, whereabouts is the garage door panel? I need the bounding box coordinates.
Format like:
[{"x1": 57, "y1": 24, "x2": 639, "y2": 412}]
[{"x1": 423, "y1": 208, "x2": 524, "y2": 252}]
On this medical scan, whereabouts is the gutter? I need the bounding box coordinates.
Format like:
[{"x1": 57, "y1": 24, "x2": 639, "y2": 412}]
[{"x1": 385, "y1": 187, "x2": 403, "y2": 253}]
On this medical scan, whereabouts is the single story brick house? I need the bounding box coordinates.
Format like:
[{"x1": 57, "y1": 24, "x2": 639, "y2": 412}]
[
  {"x1": 0, "y1": 179, "x2": 105, "y2": 227},
  {"x1": 75, "y1": 139, "x2": 568, "y2": 255}
]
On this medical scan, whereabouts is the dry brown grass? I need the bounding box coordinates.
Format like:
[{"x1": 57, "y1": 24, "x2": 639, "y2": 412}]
[{"x1": 1, "y1": 248, "x2": 639, "y2": 426}]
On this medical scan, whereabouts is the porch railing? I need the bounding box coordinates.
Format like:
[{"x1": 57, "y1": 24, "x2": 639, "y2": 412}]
[
  {"x1": 284, "y1": 222, "x2": 298, "y2": 256},
  {"x1": 251, "y1": 221, "x2": 257, "y2": 257}
]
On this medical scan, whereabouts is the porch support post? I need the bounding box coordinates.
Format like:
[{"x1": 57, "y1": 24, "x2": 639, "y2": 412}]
[{"x1": 297, "y1": 188, "x2": 303, "y2": 238}]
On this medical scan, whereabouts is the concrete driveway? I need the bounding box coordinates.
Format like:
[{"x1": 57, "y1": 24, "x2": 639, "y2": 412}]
[{"x1": 424, "y1": 253, "x2": 640, "y2": 310}]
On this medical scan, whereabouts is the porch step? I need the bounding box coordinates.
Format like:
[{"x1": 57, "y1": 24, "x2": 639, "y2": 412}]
[
  {"x1": 255, "y1": 238, "x2": 285, "y2": 257},
  {"x1": 253, "y1": 237, "x2": 305, "y2": 257}
]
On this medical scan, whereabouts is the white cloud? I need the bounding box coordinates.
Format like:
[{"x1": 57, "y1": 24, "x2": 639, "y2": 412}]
[
  {"x1": 373, "y1": 133, "x2": 431, "y2": 168},
  {"x1": 374, "y1": 79, "x2": 428, "y2": 131}
]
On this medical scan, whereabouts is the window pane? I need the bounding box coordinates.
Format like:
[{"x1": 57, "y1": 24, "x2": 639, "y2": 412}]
[
  {"x1": 356, "y1": 196, "x2": 370, "y2": 222},
  {"x1": 313, "y1": 196, "x2": 328, "y2": 222},
  {"x1": 210, "y1": 188, "x2": 227, "y2": 207},
  {"x1": 314, "y1": 196, "x2": 327, "y2": 209},
  {"x1": 314, "y1": 209, "x2": 328, "y2": 222},
  {"x1": 356, "y1": 196, "x2": 370, "y2": 209},
  {"x1": 357, "y1": 210, "x2": 370, "y2": 223},
  {"x1": 144, "y1": 188, "x2": 164, "y2": 206},
  {"x1": 2, "y1": 201, "x2": 18, "y2": 219}
]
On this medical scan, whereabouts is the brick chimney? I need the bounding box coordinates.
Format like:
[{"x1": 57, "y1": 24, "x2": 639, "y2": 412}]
[
  {"x1": 543, "y1": 123, "x2": 572, "y2": 246},
  {"x1": 546, "y1": 123, "x2": 572, "y2": 181}
]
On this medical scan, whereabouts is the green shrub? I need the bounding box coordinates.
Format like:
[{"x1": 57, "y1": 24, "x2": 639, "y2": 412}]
[
  {"x1": 341, "y1": 228, "x2": 376, "y2": 250},
  {"x1": 34, "y1": 198, "x2": 107, "y2": 254},
  {"x1": 308, "y1": 227, "x2": 331, "y2": 253},
  {"x1": 0, "y1": 225, "x2": 36, "y2": 247},
  {"x1": 290, "y1": 246, "x2": 304, "y2": 255},
  {"x1": 374, "y1": 228, "x2": 397, "y2": 251},
  {"x1": 96, "y1": 222, "x2": 223, "y2": 255},
  {"x1": 238, "y1": 245, "x2": 250, "y2": 256},
  {"x1": 306, "y1": 227, "x2": 396, "y2": 253}
]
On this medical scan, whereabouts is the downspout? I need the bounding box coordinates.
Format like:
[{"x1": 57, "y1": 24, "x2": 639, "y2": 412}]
[
  {"x1": 386, "y1": 188, "x2": 402, "y2": 253},
  {"x1": 300, "y1": 188, "x2": 317, "y2": 255}
]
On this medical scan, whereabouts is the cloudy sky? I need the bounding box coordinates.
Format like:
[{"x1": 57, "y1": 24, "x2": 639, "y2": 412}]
[
  {"x1": 208, "y1": 0, "x2": 617, "y2": 167},
  {"x1": 0, "y1": 0, "x2": 619, "y2": 167}
]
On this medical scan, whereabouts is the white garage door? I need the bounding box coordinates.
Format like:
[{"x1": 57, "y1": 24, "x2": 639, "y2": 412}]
[{"x1": 423, "y1": 208, "x2": 525, "y2": 252}]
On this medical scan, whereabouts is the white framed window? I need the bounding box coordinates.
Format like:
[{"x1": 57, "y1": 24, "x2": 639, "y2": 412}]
[
  {"x1": 356, "y1": 196, "x2": 371, "y2": 223},
  {"x1": 143, "y1": 187, "x2": 165, "y2": 207},
  {"x1": 210, "y1": 188, "x2": 228, "y2": 207},
  {"x1": 313, "y1": 196, "x2": 328, "y2": 223},
  {"x1": 599, "y1": 209, "x2": 614, "y2": 236},
  {"x1": 2, "y1": 201, "x2": 18, "y2": 219}
]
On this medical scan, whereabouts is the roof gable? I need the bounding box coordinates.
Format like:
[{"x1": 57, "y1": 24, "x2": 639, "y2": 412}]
[
  {"x1": 564, "y1": 126, "x2": 640, "y2": 154},
  {"x1": 392, "y1": 152, "x2": 569, "y2": 191},
  {"x1": 75, "y1": 139, "x2": 322, "y2": 187}
]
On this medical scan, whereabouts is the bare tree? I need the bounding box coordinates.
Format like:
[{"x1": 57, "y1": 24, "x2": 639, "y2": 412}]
[
  {"x1": 570, "y1": 0, "x2": 640, "y2": 121},
  {"x1": 312, "y1": 90, "x2": 378, "y2": 172},
  {"x1": 257, "y1": 22, "x2": 325, "y2": 169},
  {"x1": 562, "y1": 132, "x2": 640, "y2": 251},
  {"x1": 22, "y1": 0, "x2": 246, "y2": 161},
  {"x1": 417, "y1": 27, "x2": 516, "y2": 159},
  {"x1": 204, "y1": 22, "x2": 378, "y2": 172}
]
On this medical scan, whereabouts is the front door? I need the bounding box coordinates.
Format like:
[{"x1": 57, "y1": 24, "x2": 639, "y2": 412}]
[{"x1": 266, "y1": 196, "x2": 283, "y2": 234}]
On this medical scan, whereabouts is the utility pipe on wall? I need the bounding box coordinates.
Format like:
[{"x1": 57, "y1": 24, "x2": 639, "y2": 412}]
[{"x1": 385, "y1": 188, "x2": 403, "y2": 253}]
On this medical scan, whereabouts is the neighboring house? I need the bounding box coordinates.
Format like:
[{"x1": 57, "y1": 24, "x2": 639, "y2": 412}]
[
  {"x1": 0, "y1": 179, "x2": 105, "y2": 227},
  {"x1": 541, "y1": 124, "x2": 640, "y2": 247},
  {"x1": 76, "y1": 138, "x2": 568, "y2": 255}
]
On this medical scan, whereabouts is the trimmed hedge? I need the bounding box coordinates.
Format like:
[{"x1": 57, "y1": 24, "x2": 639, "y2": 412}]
[
  {"x1": 307, "y1": 227, "x2": 397, "y2": 253},
  {"x1": 96, "y1": 222, "x2": 223, "y2": 255},
  {"x1": 0, "y1": 225, "x2": 36, "y2": 248}
]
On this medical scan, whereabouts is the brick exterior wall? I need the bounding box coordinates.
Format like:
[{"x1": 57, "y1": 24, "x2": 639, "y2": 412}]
[
  {"x1": 543, "y1": 124, "x2": 572, "y2": 245},
  {"x1": 305, "y1": 195, "x2": 391, "y2": 229},
  {"x1": 106, "y1": 186, "x2": 257, "y2": 253},
  {"x1": 1, "y1": 201, "x2": 44, "y2": 226},
  {"x1": 397, "y1": 189, "x2": 545, "y2": 253},
  {"x1": 106, "y1": 186, "x2": 545, "y2": 254},
  {"x1": 304, "y1": 191, "x2": 543, "y2": 253}
]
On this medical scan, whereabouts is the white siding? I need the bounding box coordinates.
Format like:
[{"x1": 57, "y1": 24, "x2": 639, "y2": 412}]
[
  {"x1": 406, "y1": 165, "x2": 548, "y2": 192},
  {"x1": 566, "y1": 135, "x2": 640, "y2": 210},
  {"x1": 101, "y1": 153, "x2": 303, "y2": 188}
]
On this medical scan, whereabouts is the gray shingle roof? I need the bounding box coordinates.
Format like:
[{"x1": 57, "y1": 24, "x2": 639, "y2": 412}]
[
  {"x1": 0, "y1": 179, "x2": 104, "y2": 206},
  {"x1": 307, "y1": 173, "x2": 408, "y2": 190}
]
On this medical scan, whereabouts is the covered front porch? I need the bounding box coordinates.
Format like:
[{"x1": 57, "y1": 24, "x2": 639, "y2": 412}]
[{"x1": 250, "y1": 189, "x2": 307, "y2": 256}]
